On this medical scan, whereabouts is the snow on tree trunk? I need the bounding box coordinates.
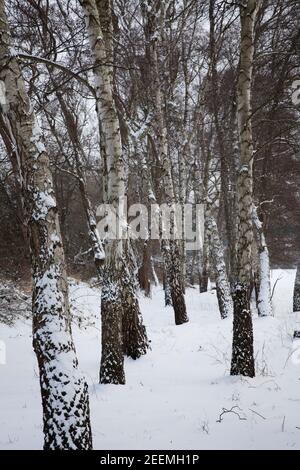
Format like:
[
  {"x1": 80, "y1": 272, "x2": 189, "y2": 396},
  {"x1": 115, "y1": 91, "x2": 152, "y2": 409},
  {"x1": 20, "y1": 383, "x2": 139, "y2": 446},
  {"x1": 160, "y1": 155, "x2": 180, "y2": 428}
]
[
  {"x1": 206, "y1": 216, "x2": 233, "y2": 319},
  {"x1": 163, "y1": 266, "x2": 172, "y2": 307},
  {"x1": 231, "y1": 0, "x2": 262, "y2": 378},
  {"x1": 252, "y1": 206, "x2": 272, "y2": 317},
  {"x1": 231, "y1": 169, "x2": 255, "y2": 377},
  {"x1": 0, "y1": 0, "x2": 92, "y2": 449},
  {"x1": 80, "y1": 0, "x2": 148, "y2": 383}
]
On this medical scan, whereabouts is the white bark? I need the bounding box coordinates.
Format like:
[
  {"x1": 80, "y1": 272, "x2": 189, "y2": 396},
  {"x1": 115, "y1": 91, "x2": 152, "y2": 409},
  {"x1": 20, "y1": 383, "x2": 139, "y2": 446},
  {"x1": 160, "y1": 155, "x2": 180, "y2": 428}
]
[
  {"x1": 80, "y1": 0, "x2": 148, "y2": 382},
  {"x1": 231, "y1": 0, "x2": 262, "y2": 378},
  {"x1": 206, "y1": 216, "x2": 233, "y2": 319},
  {"x1": 253, "y1": 206, "x2": 272, "y2": 317},
  {"x1": 141, "y1": 0, "x2": 188, "y2": 325},
  {"x1": 293, "y1": 266, "x2": 300, "y2": 338},
  {"x1": 0, "y1": 0, "x2": 92, "y2": 449}
]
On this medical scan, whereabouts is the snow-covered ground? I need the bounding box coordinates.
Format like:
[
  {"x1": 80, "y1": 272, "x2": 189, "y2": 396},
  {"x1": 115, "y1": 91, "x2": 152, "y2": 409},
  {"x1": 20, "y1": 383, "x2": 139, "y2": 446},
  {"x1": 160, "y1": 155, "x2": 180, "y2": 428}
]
[{"x1": 1, "y1": 269, "x2": 300, "y2": 450}]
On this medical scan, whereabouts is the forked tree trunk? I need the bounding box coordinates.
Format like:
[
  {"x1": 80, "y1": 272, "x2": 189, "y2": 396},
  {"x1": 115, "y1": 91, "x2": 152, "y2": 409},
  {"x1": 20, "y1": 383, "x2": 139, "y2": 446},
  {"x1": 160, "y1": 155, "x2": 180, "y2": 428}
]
[
  {"x1": 80, "y1": 0, "x2": 148, "y2": 383},
  {"x1": 231, "y1": 0, "x2": 262, "y2": 378},
  {"x1": 0, "y1": 0, "x2": 92, "y2": 449}
]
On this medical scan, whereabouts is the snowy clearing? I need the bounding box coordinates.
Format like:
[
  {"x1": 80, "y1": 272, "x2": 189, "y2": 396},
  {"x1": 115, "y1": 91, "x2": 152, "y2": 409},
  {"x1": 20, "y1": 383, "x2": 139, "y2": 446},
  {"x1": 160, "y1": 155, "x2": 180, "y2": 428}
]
[{"x1": 1, "y1": 269, "x2": 300, "y2": 450}]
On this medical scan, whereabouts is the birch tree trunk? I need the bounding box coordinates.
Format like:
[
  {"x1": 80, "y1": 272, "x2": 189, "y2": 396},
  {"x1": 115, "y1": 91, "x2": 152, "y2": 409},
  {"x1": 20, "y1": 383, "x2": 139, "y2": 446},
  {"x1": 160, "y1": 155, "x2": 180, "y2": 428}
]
[
  {"x1": 0, "y1": 0, "x2": 92, "y2": 449},
  {"x1": 206, "y1": 216, "x2": 233, "y2": 319},
  {"x1": 194, "y1": 148, "x2": 210, "y2": 294},
  {"x1": 138, "y1": 240, "x2": 152, "y2": 297},
  {"x1": 163, "y1": 264, "x2": 172, "y2": 306},
  {"x1": 199, "y1": 241, "x2": 209, "y2": 293},
  {"x1": 209, "y1": 0, "x2": 238, "y2": 287},
  {"x1": 138, "y1": 152, "x2": 154, "y2": 298},
  {"x1": 231, "y1": 0, "x2": 262, "y2": 378},
  {"x1": 253, "y1": 206, "x2": 272, "y2": 317},
  {"x1": 142, "y1": 0, "x2": 188, "y2": 325},
  {"x1": 80, "y1": 0, "x2": 148, "y2": 383},
  {"x1": 201, "y1": 146, "x2": 233, "y2": 319},
  {"x1": 178, "y1": 149, "x2": 187, "y2": 293},
  {"x1": 121, "y1": 251, "x2": 149, "y2": 359},
  {"x1": 293, "y1": 265, "x2": 300, "y2": 313},
  {"x1": 293, "y1": 266, "x2": 300, "y2": 338}
]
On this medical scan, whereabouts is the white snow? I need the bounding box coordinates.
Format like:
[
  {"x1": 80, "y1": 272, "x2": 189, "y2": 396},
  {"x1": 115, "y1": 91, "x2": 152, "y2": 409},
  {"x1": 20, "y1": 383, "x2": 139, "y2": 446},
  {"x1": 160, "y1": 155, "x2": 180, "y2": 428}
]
[
  {"x1": 1, "y1": 269, "x2": 300, "y2": 450},
  {"x1": 30, "y1": 121, "x2": 46, "y2": 155},
  {"x1": 32, "y1": 191, "x2": 56, "y2": 220}
]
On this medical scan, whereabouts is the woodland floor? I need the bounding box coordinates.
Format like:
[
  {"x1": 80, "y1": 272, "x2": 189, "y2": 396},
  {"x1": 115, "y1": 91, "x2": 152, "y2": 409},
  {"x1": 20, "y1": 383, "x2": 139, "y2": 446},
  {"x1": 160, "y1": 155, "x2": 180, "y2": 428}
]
[{"x1": 1, "y1": 269, "x2": 300, "y2": 450}]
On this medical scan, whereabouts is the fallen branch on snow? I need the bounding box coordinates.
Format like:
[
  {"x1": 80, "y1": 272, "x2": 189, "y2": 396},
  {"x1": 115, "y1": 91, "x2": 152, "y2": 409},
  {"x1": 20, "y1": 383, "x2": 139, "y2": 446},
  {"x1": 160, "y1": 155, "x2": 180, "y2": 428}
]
[{"x1": 216, "y1": 406, "x2": 247, "y2": 423}]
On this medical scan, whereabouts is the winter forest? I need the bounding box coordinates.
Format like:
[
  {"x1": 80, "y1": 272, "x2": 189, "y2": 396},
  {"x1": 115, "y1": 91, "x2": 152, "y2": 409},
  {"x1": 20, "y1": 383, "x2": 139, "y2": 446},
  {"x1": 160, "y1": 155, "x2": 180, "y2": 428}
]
[{"x1": 0, "y1": 0, "x2": 300, "y2": 453}]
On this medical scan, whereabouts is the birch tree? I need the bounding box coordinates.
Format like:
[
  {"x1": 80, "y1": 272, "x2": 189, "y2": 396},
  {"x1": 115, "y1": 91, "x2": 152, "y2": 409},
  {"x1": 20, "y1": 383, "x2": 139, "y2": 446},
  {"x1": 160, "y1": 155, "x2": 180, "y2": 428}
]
[
  {"x1": 206, "y1": 216, "x2": 233, "y2": 319},
  {"x1": 79, "y1": 0, "x2": 148, "y2": 384},
  {"x1": 208, "y1": 0, "x2": 238, "y2": 287},
  {"x1": 141, "y1": 0, "x2": 188, "y2": 325},
  {"x1": 0, "y1": 0, "x2": 92, "y2": 449},
  {"x1": 293, "y1": 265, "x2": 300, "y2": 314},
  {"x1": 253, "y1": 206, "x2": 272, "y2": 317},
  {"x1": 293, "y1": 265, "x2": 300, "y2": 338},
  {"x1": 230, "y1": 0, "x2": 262, "y2": 378}
]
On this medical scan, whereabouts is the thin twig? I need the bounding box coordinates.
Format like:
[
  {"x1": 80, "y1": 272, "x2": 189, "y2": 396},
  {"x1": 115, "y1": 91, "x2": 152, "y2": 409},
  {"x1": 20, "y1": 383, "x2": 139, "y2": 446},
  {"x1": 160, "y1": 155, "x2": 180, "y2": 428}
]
[
  {"x1": 217, "y1": 406, "x2": 247, "y2": 423},
  {"x1": 270, "y1": 276, "x2": 282, "y2": 301},
  {"x1": 249, "y1": 408, "x2": 266, "y2": 420}
]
